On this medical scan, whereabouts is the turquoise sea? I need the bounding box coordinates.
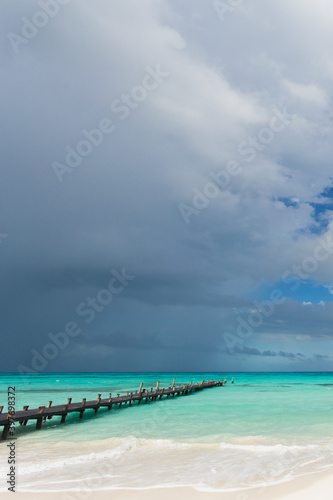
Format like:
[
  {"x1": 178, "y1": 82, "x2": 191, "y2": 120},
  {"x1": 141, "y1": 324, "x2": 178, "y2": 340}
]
[{"x1": 0, "y1": 372, "x2": 333, "y2": 491}]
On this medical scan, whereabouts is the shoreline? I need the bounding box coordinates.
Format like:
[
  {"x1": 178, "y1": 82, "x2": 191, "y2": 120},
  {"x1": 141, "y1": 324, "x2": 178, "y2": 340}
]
[
  {"x1": 2, "y1": 373, "x2": 333, "y2": 498},
  {"x1": 1, "y1": 469, "x2": 333, "y2": 500}
]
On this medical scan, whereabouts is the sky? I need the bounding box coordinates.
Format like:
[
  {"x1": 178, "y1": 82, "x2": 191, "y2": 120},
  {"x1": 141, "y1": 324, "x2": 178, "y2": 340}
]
[{"x1": 1, "y1": 0, "x2": 333, "y2": 373}]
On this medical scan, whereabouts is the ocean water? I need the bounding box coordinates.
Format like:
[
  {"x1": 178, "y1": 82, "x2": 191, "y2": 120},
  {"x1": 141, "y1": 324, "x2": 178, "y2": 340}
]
[{"x1": 0, "y1": 372, "x2": 333, "y2": 492}]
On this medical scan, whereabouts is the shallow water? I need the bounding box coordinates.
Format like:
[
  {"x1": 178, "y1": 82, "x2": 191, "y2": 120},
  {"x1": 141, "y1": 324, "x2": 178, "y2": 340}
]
[{"x1": 0, "y1": 372, "x2": 332, "y2": 491}]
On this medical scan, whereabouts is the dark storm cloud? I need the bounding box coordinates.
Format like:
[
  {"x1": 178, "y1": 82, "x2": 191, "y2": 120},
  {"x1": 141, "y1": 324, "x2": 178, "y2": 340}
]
[
  {"x1": 1, "y1": 0, "x2": 333, "y2": 372},
  {"x1": 80, "y1": 329, "x2": 221, "y2": 354},
  {"x1": 234, "y1": 346, "x2": 277, "y2": 357},
  {"x1": 86, "y1": 330, "x2": 165, "y2": 350},
  {"x1": 232, "y1": 346, "x2": 330, "y2": 363}
]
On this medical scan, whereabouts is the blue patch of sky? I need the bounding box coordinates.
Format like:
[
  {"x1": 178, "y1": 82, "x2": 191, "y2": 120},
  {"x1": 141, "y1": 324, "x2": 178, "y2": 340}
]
[
  {"x1": 243, "y1": 279, "x2": 333, "y2": 304},
  {"x1": 276, "y1": 184, "x2": 333, "y2": 235},
  {"x1": 278, "y1": 197, "x2": 299, "y2": 208}
]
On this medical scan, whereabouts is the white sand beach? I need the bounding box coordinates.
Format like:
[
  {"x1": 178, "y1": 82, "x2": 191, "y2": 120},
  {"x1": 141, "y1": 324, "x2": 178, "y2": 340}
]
[{"x1": 2, "y1": 470, "x2": 333, "y2": 500}]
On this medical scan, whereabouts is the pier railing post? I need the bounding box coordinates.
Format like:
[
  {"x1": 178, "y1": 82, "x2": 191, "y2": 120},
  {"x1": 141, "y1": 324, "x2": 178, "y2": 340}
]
[
  {"x1": 44, "y1": 401, "x2": 52, "y2": 421},
  {"x1": 172, "y1": 377, "x2": 176, "y2": 388},
  {"x1": 95, "y1": 395, "x2": 101, "y2": 412},
  {"x1": 108, "y1": 394, "x2": 113, "y2": 410},
  {"x1": 36, "y1": 407, "x2": 45, "y2": 430},
  {"x1": 80, "y1": 399, "x2": 86, "y2": 420},
  {"x1": 139, "y1": 383, "x2": 143, "y2": 394}
]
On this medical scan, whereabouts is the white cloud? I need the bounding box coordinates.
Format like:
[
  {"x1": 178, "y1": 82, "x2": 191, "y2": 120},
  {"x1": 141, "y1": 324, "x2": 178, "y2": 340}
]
[{"x1": 283, "y1": 80, "x2": 328, "y2": 108}]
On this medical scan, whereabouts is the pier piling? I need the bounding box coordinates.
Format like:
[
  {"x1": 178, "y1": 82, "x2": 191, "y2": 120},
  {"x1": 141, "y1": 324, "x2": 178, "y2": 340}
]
[
  {"x1": 1, "y1": 423, "x2": 10, "y2": 440},
  {"x1": 61, "y1": 404, "x2": 68, "y2": 424}
]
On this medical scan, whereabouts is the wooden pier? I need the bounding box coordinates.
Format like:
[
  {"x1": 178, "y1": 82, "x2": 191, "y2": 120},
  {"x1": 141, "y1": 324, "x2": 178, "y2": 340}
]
[{"x1": 0, "y1": 379, "x2": 224, "y2": 440}]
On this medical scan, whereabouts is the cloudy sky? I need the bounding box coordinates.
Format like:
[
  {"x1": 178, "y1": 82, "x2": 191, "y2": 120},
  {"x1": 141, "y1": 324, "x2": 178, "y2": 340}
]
[{"x1": 1, "y1": 0, "x2": 333, "y2": 373}]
